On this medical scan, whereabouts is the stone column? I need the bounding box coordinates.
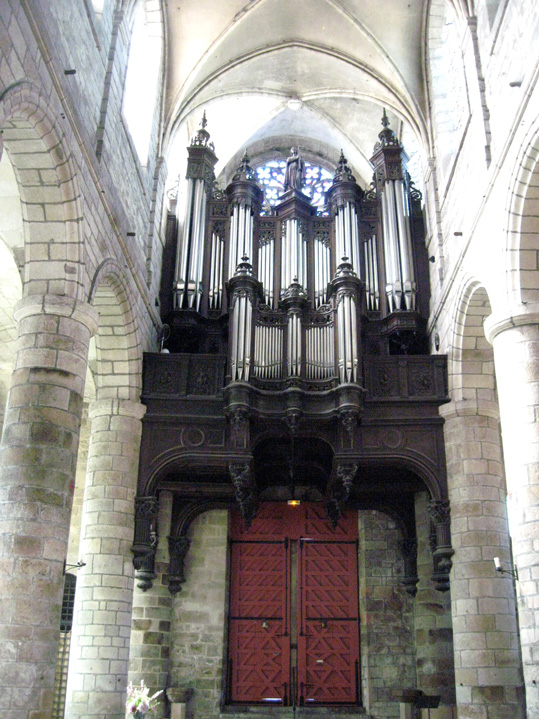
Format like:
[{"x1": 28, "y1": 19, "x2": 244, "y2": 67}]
[
  {"x1": 441, "y1": 401, "x2": 525, "y2": 719},
  {"x1": 485, "y1": 310, "x2": 539, "y2": 718},
  {"x1": 65, "y1": 398, "x2": 146, "y2": 719},
  {"x1": 0, "y1": 294, "x2": 98, "y2": 719}
]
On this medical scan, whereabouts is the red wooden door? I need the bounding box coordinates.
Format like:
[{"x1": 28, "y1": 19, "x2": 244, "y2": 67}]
[{"x1": 228, "y1": 503, "x2": 360, "y2": 706}]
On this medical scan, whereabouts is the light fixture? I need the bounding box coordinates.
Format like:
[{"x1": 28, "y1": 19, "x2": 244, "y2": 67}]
[
  {"x1": 287, "y1": 499, "x2": 301, "y2": 506},
  {"x1": 493, "y1": 556, "x2": 519, "y2": 580},
  {"x1": 287, "y1": 98, "x2": 302, "y2": 111},
  {"x1": 63, "y1": 559, "x2": 86, "y2": 575}
]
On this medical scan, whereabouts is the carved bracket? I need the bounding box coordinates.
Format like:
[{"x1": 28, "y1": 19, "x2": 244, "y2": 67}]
[
  {"x1": 428, "y1": 499, "x2": 454, "y2": 592},
  {"x1": 229, "y1": 461, "x2": 258, "y2": 528},
  {"x1": 227, "y1": 407, "x2": 250, "y2": 449},
  {"x1": 132, "y1": 496, "x2": 159, "y2": 592},
  {"x1": 325, "y1": 462, "x2": 357, "y2": 527}
]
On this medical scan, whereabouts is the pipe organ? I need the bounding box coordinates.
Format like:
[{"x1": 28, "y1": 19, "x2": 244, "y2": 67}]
[
  {"x1": 139, "y1": 112, "x2": 453, "y2": 596},
  {"x1": 166, "y1": 110, "x2": 428, "y2": 377}
]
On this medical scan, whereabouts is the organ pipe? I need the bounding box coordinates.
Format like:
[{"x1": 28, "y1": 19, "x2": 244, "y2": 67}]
[
  {"x1": 173, "y1": 113, "x2": 217, "y2": 311},
  {"x1": 209, "y1": 230, "x2": 224, "y2": 310},
  {"x1": 228, "y1": 203, "x2": 254, "y2": 278},
  {"x1": 174, "y1": 177, "x2": 208, "y2": 310},
  {"x1": 371, "y1": 110, "x2": 417, "y2": 314},
  {"x1": 281, "y1": 219, "x2": 307, "y2": 294}
]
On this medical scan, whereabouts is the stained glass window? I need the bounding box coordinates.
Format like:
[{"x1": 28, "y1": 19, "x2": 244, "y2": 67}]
[{"x1": 255, "y1": 160, "x2": 334, "y2": 212}]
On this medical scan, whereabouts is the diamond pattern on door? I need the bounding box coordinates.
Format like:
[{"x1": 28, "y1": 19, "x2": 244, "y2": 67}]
[
  {"x1": 229, "y1": 619, "x2": 289, "y2": 703},
  {"x1": 228, "y1": 503, "x2": 360, "y2": 707},
  {"x1": 300, "y1": 540, "x2": 359, "y2": 619},
  {"x1": 300, "y1": 621, "x2": 359, "y2": 704},
  {"x1": 230, "y1": 542, "x2": 287, "y2": 619}
]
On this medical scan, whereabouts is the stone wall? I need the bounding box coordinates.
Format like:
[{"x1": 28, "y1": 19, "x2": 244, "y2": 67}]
[
  {"x1": 358, "y1": 510, "x2": 416, "y2": 719},
  {"x1": 170, "y1": 510, "x2": 229, "y2": 719}
]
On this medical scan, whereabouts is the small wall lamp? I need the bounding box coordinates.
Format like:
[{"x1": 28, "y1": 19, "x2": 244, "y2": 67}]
[
  {"x1": 494, "y1": 556, "x2": 518, "y2": 580},
  {"x1": 63, "y1": 559, "x2": 86, "y2": 575}
]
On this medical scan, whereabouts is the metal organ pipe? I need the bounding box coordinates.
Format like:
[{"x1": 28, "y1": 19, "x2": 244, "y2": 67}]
[
  {"x1": 228, "y1": 204, "x2": 254, "y2": 278},
  {"x1": 364, "y1": 235, "x2": 380, "y2": 311},
  {"x1": 337, "y1": 293, "x2": 358, "y2": 384},
  {"x1": 287, "y1": 312, "x2": 302, "y2": 377},
  {"x1": 230, "y1": 291, "x2": 253, "y2": 381},
  {"x1": 209, "y1": 231, "x2": 224, "y2": 310},
  {"x1": 253, "y1": 322, "x2": 283, "y2": 379},
  {"x1": 394, "y1": 181, "x2": 415, "y2": 310},
  {"x1": 381, "y1": 179, "x2": 415, "y2": 312},
  {"x1": 306, "y1": 324, "x2": 334, "y2": 379},
  {"x1": 258, "y1": 240, "x2": 275, "y2": 307},
  {"x1": 175, "y1": 177, "x2": 208, "y2": 310},
  {"x1": 281, "y1": 219, "x2": 307, "y2": 294}
]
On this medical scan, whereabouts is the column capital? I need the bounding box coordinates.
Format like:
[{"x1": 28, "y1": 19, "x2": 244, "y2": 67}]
[
  {"x1": 14, "y1": 294, "x2": 99, "y2": 336},
  {"x1": 438, "y1": 398, "x2": 500, "y2": 421},
  {"x1": 88, "y1": 398, "x2": 147, "y2": 421},
  {"x1": 484, "y1": 303, "x2": 539, "y2": 344}
]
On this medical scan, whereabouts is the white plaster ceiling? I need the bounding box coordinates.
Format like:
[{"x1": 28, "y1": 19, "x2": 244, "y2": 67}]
[{"x1": 163, "y1": 0, "x2": 428, "y2": 187}]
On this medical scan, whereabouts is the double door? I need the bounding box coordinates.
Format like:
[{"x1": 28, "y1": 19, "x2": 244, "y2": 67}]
[{"x1": 228, "y1": 503, "x2": 360, "y2": 706}]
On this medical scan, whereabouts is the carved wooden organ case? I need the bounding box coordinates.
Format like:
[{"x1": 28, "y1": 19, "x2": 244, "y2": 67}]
[{"x1": 133, "y1": 115, "x2": 453, "y2": 599}]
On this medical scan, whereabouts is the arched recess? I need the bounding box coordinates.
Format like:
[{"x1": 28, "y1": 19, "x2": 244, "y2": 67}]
[
  {"x1": 88, "y1": 259, "x2": 143, "y2": 401},
  {"x1": 504, "y1": 120, "x2": 539, "y2": 309},
  {"x1": 0, "y1": 150, "x2": 24, "y2": 433},
  {"x1": 67, "y1": 260, "x2": 143, "y2": 572},
  {"x1": 0, "y1": 82, "x2": 85, "y2": 299},
  {"x1": 447, "y1": 278, "x2": 498, "y2": 413}
]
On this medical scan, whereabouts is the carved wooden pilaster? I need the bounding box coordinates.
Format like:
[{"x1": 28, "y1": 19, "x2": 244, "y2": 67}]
[
  {"x1": 229, "y1": 461, "x2": 258, "y2": 528},
  {"x1": 401, "y1": 538, "x2": 419, "y2": 597},
  {"x1": 168, "y1": 535, "x2": 191, "y2": 594},
  {"x1": 132, "y1": 496, "x2": 159, "y2": 591},
  {"x1": 428, "y1": 499, "x2": 454, "y2": 592}
]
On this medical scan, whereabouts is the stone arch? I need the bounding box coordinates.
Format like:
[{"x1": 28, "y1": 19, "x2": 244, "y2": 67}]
[
  {"x1": 0, "y1": 81, "x2": 85, "y2": 298},
  {"x1": 89, "y1": 260, "x2": 143, "y2": 401},
  {"x1": 0, "y1": 148, "x2": 24, "y2": 432},
  {"x1": 504, "y1": 118, "x2": 539, "y2": 308},
  {"x1": 447, "y1": 277, "x2": 498, "y2": 414}
]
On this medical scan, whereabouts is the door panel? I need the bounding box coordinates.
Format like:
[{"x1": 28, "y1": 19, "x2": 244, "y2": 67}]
[
  {"x1": 228, "y1": 503, "x2": 360, "y2": 706},
  {"x1": 229, "y1": 619, "x2": 289, "y2": 703}
]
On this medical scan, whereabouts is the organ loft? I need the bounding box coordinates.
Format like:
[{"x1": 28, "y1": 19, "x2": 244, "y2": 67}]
[{"x1": 133, "y1": 112, "x2": 452, "y2": 708}]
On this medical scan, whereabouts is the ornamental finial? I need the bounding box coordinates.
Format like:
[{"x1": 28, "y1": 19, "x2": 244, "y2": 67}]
[{"x1": 333, "y1": 149, "x2": 356, "y2": 184}]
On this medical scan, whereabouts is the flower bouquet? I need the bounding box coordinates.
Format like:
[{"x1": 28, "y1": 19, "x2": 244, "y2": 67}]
[{"x1": 126, "y1": 680, "x2": 163, "y2": 717}]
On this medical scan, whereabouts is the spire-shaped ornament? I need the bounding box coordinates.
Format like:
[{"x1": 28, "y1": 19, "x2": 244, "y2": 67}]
[
  {"x1": 333, "y1": 150, "x2": 356, "y2": 184},
  {"x1": 190, "y1": 110, "x2": 215, "y2": 151},
  {"x1": 374, "y1": 109, "x2": 400, "y2": 151},
  {"x1": 233, "y1": 150, "x2": 256, "y2": 182}
]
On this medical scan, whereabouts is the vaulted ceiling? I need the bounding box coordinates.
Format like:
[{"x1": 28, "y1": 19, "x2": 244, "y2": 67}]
[{"x1": 163, "y1": 0, "x2": 429, "y2": 186}]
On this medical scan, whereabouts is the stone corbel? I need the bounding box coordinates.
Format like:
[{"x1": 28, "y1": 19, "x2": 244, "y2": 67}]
[
  {"x1": 325, "y1": 462, "x2": 357, "y2": 527},
  {"x1": 167, "y1": 535, "x2": 191, "y2": 594},
  {"x1": 428, "y1": 499, "x2": 454, "y2": 592},
  {"x1": 132, "y1": 496, "x2": 159, "y2": 591},
  {"x1": 229, "y1": 461, "x2": 258, "y2": 528}
]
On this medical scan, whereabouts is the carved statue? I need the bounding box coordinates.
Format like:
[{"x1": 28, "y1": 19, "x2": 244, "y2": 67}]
[{"x1": 284, "y1": 147, "x2": 304, "y2": 191}]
